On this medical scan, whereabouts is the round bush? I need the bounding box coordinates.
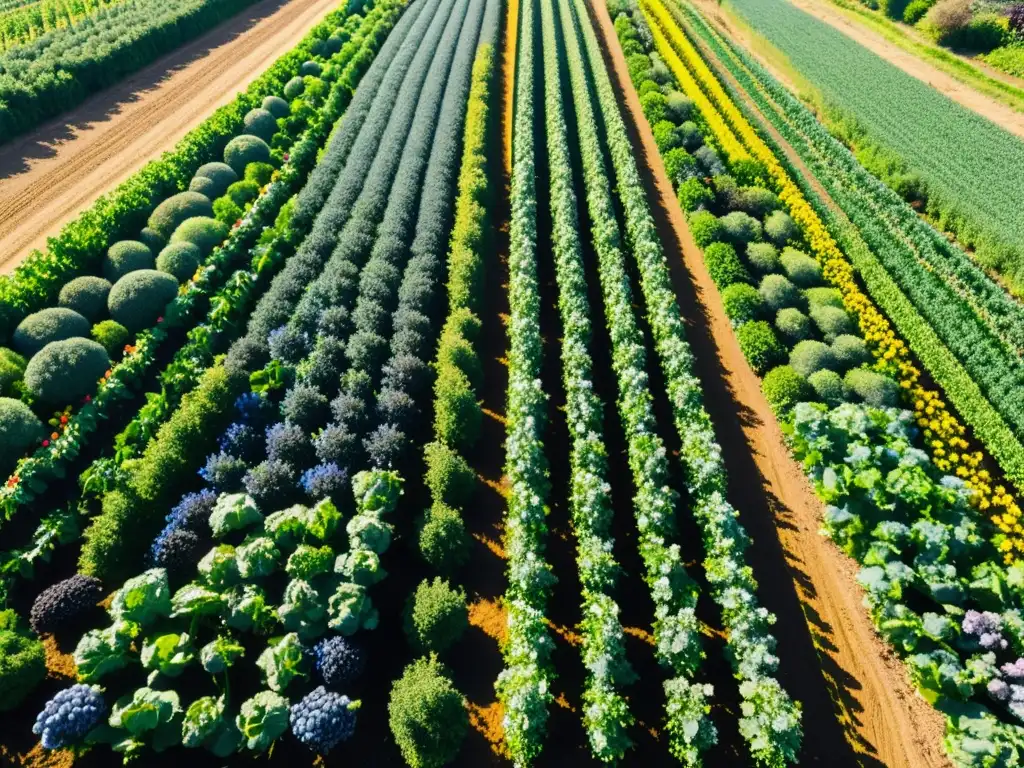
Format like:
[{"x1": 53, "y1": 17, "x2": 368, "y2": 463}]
[
  {"x1": 282, "y1": 385, "x2": 330, "y2": 431},
  {"x1": 0, "y1": 624, "x2": 45, "y2": 713},
  {"x1": 153, "y1": 528, "x2": 204, "y2": 576},
  {"x1": 0, "y1": 398, "x2": 44, "y2": 468},
  {"x1": 243, "y1": 108, "x2": 278, "y2": 142},
  {"x1": 244, "y1": 459, "x2": 297, "y2": 510},
  {"x1": 418, "y1": 502, "x2": 470, "y2": 576},
  {"x1": 214, "y1": 198, "x2": 243, "y2": 226},
  {"x1": 789, "y1": 339, "x2": 837, "y2": 378},
  {"x1": 678, "y1": 120, "x2": 702, "y2": 151},
  {"x1": 389, "y1": 657, "x2": 467, "y2": 768},
  {"x1": 652, "y1": 120, "x2": 681, "y2": 152},
  {"x1": 736, "y1": 321, "x2": 785, "y2": 376},
  {"x1": 704, "y1": 242, "x2": 750, "y2": 288},
  {"x1": 721, "y1": 283, "x2": 764, "y2": 324},
  {"x1": 30, "y1": 574, "x2": 104, "y2": 636},
  {"x1": 300, "y1": 60, "x2": 322, "y2": 77},
  {"x1": 689, "y1": 210, "x2": 722, "y2": 248},
  {"x1": 188, "y1": 176, "x2": 218, "y2": 198},
  {"x1": 779, "y1": 248, "x2": 822, "y2": 288},
  {"x1": 764, "y1": 210, "x2": 797, "y2": 246},
  {"x1": 638, "y1": 79, "x2": 662, "y2": 96},
  {"x1": 746, "y1": 242, "x2": 780, "y2": 274},
  {"x1": 639, "y1": 90, "x2": 667, "y2": 123},
  {"x1": 23, "y1": 339, "x2": 110, "y2": 405},
  {"x1": 665, "y1": 90, "x2": 694, "y2": 122},
  {"x1": 13, "y1": 308, "x2": 90, "y2": 357},
  {"x1": 58, "y1": 276, "x2": 111, "y2": 321},
  {"x1": 224, "y1": 135, "x2": 272, "y2": 176},
  {"x1": 170, "y1": 217, "x2": 229, "y2": 256},
  {"x1": 227, "y1": 180, "x2": 260, "y2": 208},
  {"x1": 314, "y1": 636, "x2": 365, "y2": 690},
  {"x1": 245, "y1": 162, "x2": 275, "y2": 187},
  {"x1": 266, "y1": 421, "x2": 314, "y2": 468},
  {"x1": 108, "y1": 270, "x2": 179, "y2": 332},
  {"x1": 103, "y1": 240, "x2": 154, "y2": 282},
  {"x1": 719, "y1": 211, "x2": 762, "y2": 245},
  {"x1": 156, "y1": 242, "x2": 202, "y2": 283},
  {"x1": 844, "y1": 368, "x2": 898, "y2": 407},
  {"x1": 147, "y1": 192, "x2": 214, "y2": 240},
  {"x1": 831, "y1": 334, "x2": 871, "y2": 371},
  {"x1": 762, "y1": 365, "x2": 810, "y2": 417},
  {"x1": 434, "y1": 368, "x2": 481, "y2": 451},
  {"x1": 736, "y1": 186, "x2": 779, "y2": 218},
  {"x1": 805, "y1": 286, "x2": 844, "y2": 309},
  {"x1": 810, "y1": 305, "x2": 854, "y2": 343},
  {"x1": 677, "y1": 176, "x2": 712, "y2": 212},
  {"x1": 0, "y1": 348, "x2": 26, "y2": 398},
  {"x1": 90, "y1": 320, "x2": 130, "y2": 358},
  {"x1": 284, "y1": 76, "x2": 305, "y2": 100},
  {"x1": 138, "y1": 227, "x2": 166, "y2": 254},
  {"x1": 775, "y1": 307, "x2": 813, "y2": 344},
  {"x1": 695, "y1": 145, "x2": 725, "y2": 176},
  {"x1": 262, "y1": 95, "x2": 290, "y2": 118},
  {"x1": 759, "y1": 274, "x2": 802, "y2": 312},
  {"x1": 808, "y1": 369, "x2": 845, "y2": 407},
  {"x1": 424, "y1": 441, "x2": 475, "y2": 507},
  {"x1": 404, "y1": 577, "x2": 468, "y2": 654},
  {"x1": 194, "y1": 162, "x2": 238, "y2": 198}
]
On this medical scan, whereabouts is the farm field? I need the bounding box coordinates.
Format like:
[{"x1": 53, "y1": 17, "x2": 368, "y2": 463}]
[{"x1": 2, "y1": 0, "x2": 1024, "y2": 765}]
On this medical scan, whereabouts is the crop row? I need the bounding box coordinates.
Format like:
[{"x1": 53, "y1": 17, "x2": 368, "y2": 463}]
[
  {"x1": 0, "y1": 0, "x2": 123, "y2": 51},
  {"x1": 615, "y1": 0, "x2": 1024, "y2": 760}
]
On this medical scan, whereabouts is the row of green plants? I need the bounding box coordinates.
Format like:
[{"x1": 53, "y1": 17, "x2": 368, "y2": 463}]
[
  {"x1": 616, "y1": 1, "x2": 1024, "y2": 761},
  {"x1": 0, "y1": 0, "x2": 123, "y2": 51},
  {"x1": 494, "y1": 0, "x2": 556, "y2": 760}
]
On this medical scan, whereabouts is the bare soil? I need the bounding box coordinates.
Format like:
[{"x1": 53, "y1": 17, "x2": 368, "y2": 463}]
[
  {"x1": 588, "y1": 1, "x2": 952, "y2": 766},
  {"x1": 0, "y1": 0, "x2": 344, "y2": 275}
]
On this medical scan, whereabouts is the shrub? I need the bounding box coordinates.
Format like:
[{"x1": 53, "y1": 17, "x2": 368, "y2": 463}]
[
  {"x1": 638, "y1": 79, "x2": 662, "y2": 96},
  {"x1": 704, "y1": 242, "x2": 750, "y2": 288},
  {"x1": 284, "y1": 76, "x2": 305, "y2": 100},
  {"x1": 418, "y1": 502, "x2": 470, "y2": 576},
  {"x1": 405, "y1": 578, "x2": 467, "y2": 655},
  {"x1": 389, "y1": 656, "x2": 467, "y2": 768},
  {"x1": 719, "y1": 211, "x2": 762, "y2": 245},
  {"x1": 0, "y1": 397, "x2": 44, "y2": 468},
  {"x1": 652, "y1": 120, "x2": 681, "y2": 152},
  {"x1": 243, "y1": 108, "x2": 278, "y2": 142},
  {"x1": 639, "y1": 91, "x2": 668, "y2": 123},
  {"x1": 735, "y1": 186, "x2": 779, "y2": 218},
  {"x1": 265, "y1": 420, "x2": 312, "y2": 473},
  {"x1": 138, "y1": 227, "x2": 166, "y2": 254},
  {"x1": 764, "y1": 210, "x2": 797, "y2": 246},
  {"x1": 663, "y1": 148, "x2": 697, "y2": 187},
  {"x1": 156, "y1": 242, "x2": 202, "y2": 283},
  {"x1": 761, "y1": 365, "x2": 810, "y2": 417},
  {"x1": 759, "y1": 274, "x2": 802, "y2": 312},
  {"x1": 677, "y1": 176, "x2": 712, "y2": 211},
  {"x1": 694, "y1": 145, "x2": 725, "y2": 176},
  {"x1": 688, "y1": 210, "x2": 722, "y2": 248},
  {"x1": 789, "y1": 339, "x2": 837, "y2": 378},
  {"x1": 227, "y1": 180, "x2": 261, "y2": 209},
  {"x1": 844, "y1": 368, "x2": 898, "y2": 407},
  {"x1": 779, "y1": 248, "x2": 822, "y2": 287},
  {"x1": 200, "y1": 452, "x2": 248, "y2": 492},
  {"x1": 194, "y1": 162, "x2": 238, "y2": 198},
  {"x1": 79, "y1": 489, "x2": 136, "y2": 581},
  {"x1": 678, "y1": 120, "x2": 702, "y2": 151},
  {"x1": 434, "y1": 368, "x2": 481, "y2": 451},
  {"x1": 300, "y1": 60, "x2": 322, "y2": 77},
  {"x1": 746, "y1": 242, "x2": 780, "y2": 274},
  {"x1": 90, "y1": 320, "x2": 130, "y2": 358},
  {"x1": 245, "y1": 162, "x2": 275, "y2": 187},
  {"x1": 59, "y1": 276, "x2": 112, "y2": 321},
  {"x1": 214, "y1": 198, "x2": 244, "y2": 226},
  {"x1": 282, "y1": 385, "x2": 330, "y2": 431},
  {"x1": 424, "y1": 441, "x2": 475, "y2": 506},
  {"x1": 108, "y1": 270, "x2": 178, "y2": 332},
  {"x1": 831, "y1": 334, "x2": 871, "y2": 371},
  {"x1": 224, "y1": 135, "x2": 272, "y2": 176},
  {"x1": 775, "y1": 307, "x2": 813, "y2": 343},
  {"x1": 808, "y1": 369, "x2": 845, "y2": 407},
  {"x1": 189, "y1": 176, "x2": 218, "y2": 198},
  {"x1": 153, "y1": 528, "x2": 203, "y2": 577},
  {"x1": 24, "y1": 338, "x2": 109, "y2": 404},
  {"x1": 103, "y1": 240, "x2": 154, "y2": 282},
  {"x1": 0, "y1": 616, "x2": 45, "y2": 712},
  {"x1": 721, "y1": 283, "x2": 764, "y2": 324},
  {"x1": 626, "y1": 53, "x2": 651, "y2": 84},
  {"x1": 13, "y1": 307, "x2": 90, "y2": 357},
  {"x1": 736, "y1": 321, "x2": 785, "y2": 375},
  {"x1": 0, "y1": 348, "x2": 26, "y2": 397},
  {"x1": 262, "y1": 95, "x2": 290, "y2": 118},
  {"x1": 245, "y1": 460, "x2": 297, "y2": 510},
  {"x1": 809, "y1": 305, "x2": 854, "y2": 342},
  {"x1": 29, "y1": 575, "x2": 104, "y2": 635},
  {"x1": 805, "y1": 287, "x2": 844, "y2": 309},
  {"x1": 364, "y1": 423, "x2": 407, "y2": 468},
  {"x1": 904, "y1": 0, "x2": 934, "y2": 23},
  {"x1": 148, "y1": 192, "x2": 214, "y2": 240},
  {"x1": 170, "y1": 217, "x2": 229, "y2": 256},
  {"x1": 314, "y1": 636, "x2": 365, "y2": 689},
  {"x1": 666, "y1": 90, "x2": 694, "y2": 121}
]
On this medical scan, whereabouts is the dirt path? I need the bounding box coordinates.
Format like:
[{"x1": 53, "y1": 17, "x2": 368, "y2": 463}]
[
  {"x1": 589, "y1": 1, "x2": 951, "y2": 766},
  {"x1": 0, "y1": 0, "x2": 342, "y2": 275},
  {"x1": 720, "y1": 0, "x2": 1024, "y2": 139}
]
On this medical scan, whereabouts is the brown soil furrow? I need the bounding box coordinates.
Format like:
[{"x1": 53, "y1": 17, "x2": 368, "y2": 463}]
[
  {"x1": 0, "y1": 0, "x2": 343, "y2": 274},
  {"x1": 587, "y1": 1, "x2": 950, "y2": 766}
]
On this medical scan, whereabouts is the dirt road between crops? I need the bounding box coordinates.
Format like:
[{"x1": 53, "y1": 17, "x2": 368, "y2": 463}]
[
  {"x1": 0, "y1": 0, "x2": 343, "y2": 276},
  {"x1": 694, "y1": 0, "x2": 1024, "y2": 139},
  {"x1": 589, "y1": 1, "x2": 951, "y2": 766}
]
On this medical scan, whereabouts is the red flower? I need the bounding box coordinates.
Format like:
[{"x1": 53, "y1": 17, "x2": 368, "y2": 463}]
[
  {"x1": 84, "y1": 395, "x2": 91, "y2": 403},
  {"x1": 157, "y1": 317, "x2": 163, "y2": 323},
  {"x1": 60, "y1": 415, "x2": 68, "y2": 424},
  {"x1": 42, "y1": 440, "x2": 49, "y2": 448},
  {"x1": 283, "y1": 153, "x2": 290, "y2": 161},
  {"x1": 7, "y1": 475, "x2": 18, "y2": 488}
]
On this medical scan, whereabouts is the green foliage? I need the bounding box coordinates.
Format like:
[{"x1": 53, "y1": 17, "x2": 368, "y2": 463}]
[
  {"x1": 626, "y1": 53, "x2": 652, "y2": 85},
  {"x1": 763, "y1": 210, "x2": 796, "y2": 246},
  {"x1": 903, "y1": 0, "x2": 934, "y2": 23},
  {"x1": 213, "y1": 198, "x2": 245, "y2": 226},
  {"x1": 148, "y1": 192, "x2": 214, "y2": 240},
  {"x1": 170, "y1": 216, "x2": 229, "y2": 256},
  {"x1": 388, "y1": 656, "x2": 468, "y2": 768},
  {"x1": 0, "y1": 619, "x2": 45, "y2": 712},
  {"x1": 284, "y1": 76, "x2": 305, "y2": 100},
  {"x1": 721, "y1": 282, "x2": 764, "y2": 323},
  {"x1": 104, "y1": 240, "x2": 155, "y2": 282},
  {"x1": 424, "y1": 441, "x2": 475, "y2": 507},
  {"x1": 138, "y1": 227, "x2": 166, "y2": 255},
  {"x1": 807, "y1": 368, "x2": 844, "y2": 406},
  {"x1": 789, "y1": 339, "x2": 837, "y2": 377},
  {"x1": 703, "y1": 242, "x2": 749, "y2": 288},
  {"x1": 775, "y1": 307, "x2": 812, "y2": 343},
  {"x1": 58, "y1": 276, "x2": 112, "y2": 321},
  {"x1": 761, "y1": 365, "x2": 810, "y2": 417},
  {"x1": 0, "y1": 397, "x2": 43, "y2": 469},
  {"x1": 189, "y1": 176, "x2": 218, "y2": 198},
  {"x1": 831, "y1": 334, "x2": 871, "y2": 370},
  {"x1": 0, "y1": 347, "x2": 26, "y2": 397},
  {"x1": 24, "y1": 338, "x2": 109, "y2": 404},
  {"x1": 226, "y1": 180, "x2": 261, "y2": 208},
  {"x1": 843, "y1": 368, "x2": 899, "y2": 407},
  {"x1": 688, "y1": 210, "x2": 722, "y2": 248},
  {"x1": 804, "y1": 286, "x2": 844, "y2": 309},
  {"x1": 210, "y1": 493, "x2": 262, "y2": 537},
  {"x1": 108, "y1": 270, "x2": 179, "y2": 332},
  {"x1": 90, "y1": 320, "x2": 130, "y2": 358},
  {"x1": 244, "y1": 162, "x2": 275, "y2": 187},
  {"x1": 652, "y1": 120, "x2": 681, "y2": 152},
  {"x1": 224, "y1": 134, "x2": 272, "y2": 176},
  {"x1": 666, "y1": 90, "x2": 694, "y2": 122},
  {"x1": 433, "y1": 367, "x2": 480, "y2": 452},
  {"x1": 662, "y1": 146, "x2": 695, "y2": 185},
  {"x1": 242, "y1": 108, "x2": 278, "y2": 142},
  {"x1": 193, "y1": 162, "x2": 238, "y2": 199},
  {"x1": 809, "y1": 304, "x2": 854, "y2": 343},
  {"x1": 639, "y1": 90, "x2": 668, "y2": 123},
  {"x1": 779, "y1": 248, "x2": 822, "y2": 287},
  {"x1": 737, "y1": 320, "x2": 785, "y2": 375},
  {"x1": 236, "y1": 691, "x2": 289, "y2": 752},
  {"x1": 677, "y1": 176, "x2": 713, "y2": 211},
  {"x1": 418, "y1": 501, "x2": 470, "y2": 576},
  {"x1": 718, "y1": 211, "x2": 762, "y2": 245},
  {"x1": 156, "y1": 242, "x2": 201, "y2": 283},
  {"x1": 758, "y1": 274, "x2": 802, "y2": 312},
  {"x1": 261, "y1": 95, "x2": 290, "y2": 119},
  {"x1": 746, "y1": 242, "x2": 780, "y2": 274},
  {"x1": 404, "y1": 578, "x2": 467, "y2": 655},
  {"x1": 13, "y1": 307, "x2": 90, "y2": 357}
]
